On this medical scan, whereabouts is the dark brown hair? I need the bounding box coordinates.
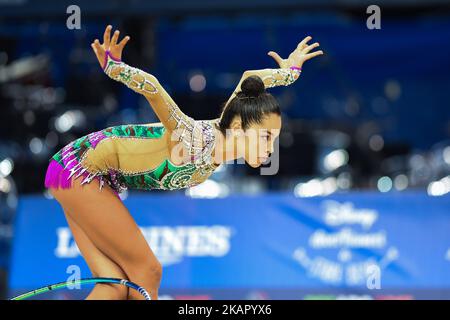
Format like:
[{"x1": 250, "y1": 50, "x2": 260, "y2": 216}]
[{"x1": 218, "y1": 75, "x2": 281, "y2": 135}]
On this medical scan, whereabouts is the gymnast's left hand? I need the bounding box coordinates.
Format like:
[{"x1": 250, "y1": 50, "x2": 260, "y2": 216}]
[
  {"x1": 267, "y1": 36, "x2": 323, "y2": 69},
  {"x1": 91, "y1": 25, "x2": 131, "y2": 69}
]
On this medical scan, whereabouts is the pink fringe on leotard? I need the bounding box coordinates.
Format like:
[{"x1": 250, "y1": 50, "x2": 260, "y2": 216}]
[
  {"x1": 44, "y1": 158, "x2": 122, "y2": 200},
  {"x1": 44, "y1": 131, "x2": 122, "y2": 200},
  {"x1": 44, "y1": 141, "x2": 92, "y2": 190},
  {"x1": 44, "y1": 159, "x2": 65, "y2": 189},
  {"x1": 44, "y1": 159, "x2": 91, "y2": 189}
]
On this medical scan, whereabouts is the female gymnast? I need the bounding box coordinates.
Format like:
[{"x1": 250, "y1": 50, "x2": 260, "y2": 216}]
[{"x1": 44, "y1": 25, "x2": 323, "y2": 300}]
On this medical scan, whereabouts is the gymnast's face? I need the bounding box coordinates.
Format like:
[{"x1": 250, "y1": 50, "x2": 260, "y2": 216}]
[{"x1": 233, "y1": 113, "x2": 282, "y2": 168}]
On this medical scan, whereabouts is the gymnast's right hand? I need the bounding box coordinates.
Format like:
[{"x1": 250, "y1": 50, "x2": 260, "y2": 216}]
[{"x1": 91, "y1": 25, "x2": 131, "y2": 69}]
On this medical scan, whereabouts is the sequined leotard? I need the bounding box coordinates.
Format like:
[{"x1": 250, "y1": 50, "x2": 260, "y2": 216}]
[
  {"x1": 44, "y1": 51, "x2": 301, "y2": 196},
  {"x1": 45, "y1": 119, "x2": 219, "y2": 195}
]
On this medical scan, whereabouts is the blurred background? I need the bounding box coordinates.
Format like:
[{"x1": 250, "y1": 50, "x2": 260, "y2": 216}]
[{"x1": 1, "y1": 0, "x2": 450, "y2": 300}]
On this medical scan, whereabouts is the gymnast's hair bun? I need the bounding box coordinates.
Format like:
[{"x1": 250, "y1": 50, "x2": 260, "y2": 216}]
[{"x1": 241, "y1": 75, "x2": 265, "y2": 98}]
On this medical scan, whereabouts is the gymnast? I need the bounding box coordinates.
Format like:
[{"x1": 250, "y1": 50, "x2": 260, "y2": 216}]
[{"x1": 44, "y1": 25, "x2": 323, "y2": 300}]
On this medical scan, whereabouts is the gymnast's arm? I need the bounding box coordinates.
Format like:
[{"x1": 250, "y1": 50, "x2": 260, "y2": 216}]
[
  {"x1": 103, "y1": 57, "x2": 189, "y2": 133},
  {"x1": 92, "y1": 25, "x2": 191, "y2": 133},
  {"x1": 223, "y1": 68, "x2": 301, "y2": 108},
  {"x1": 223, "y1": 35, "x2": 323, "y2": 109}
]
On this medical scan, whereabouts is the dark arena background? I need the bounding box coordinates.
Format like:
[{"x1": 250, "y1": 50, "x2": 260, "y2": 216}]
[{"x1": 1, "y1": 0, "x2": 450, "y2": 300}]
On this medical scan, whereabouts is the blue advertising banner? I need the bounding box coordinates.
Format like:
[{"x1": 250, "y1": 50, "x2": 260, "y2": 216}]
[{"x1": 8, "y1": 192, "x2": 450, "y2": 299}]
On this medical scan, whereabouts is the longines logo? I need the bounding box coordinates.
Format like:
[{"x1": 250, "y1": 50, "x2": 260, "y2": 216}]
[{"x1": 55, "y1": 225, "x2": 233, "y2": 266}]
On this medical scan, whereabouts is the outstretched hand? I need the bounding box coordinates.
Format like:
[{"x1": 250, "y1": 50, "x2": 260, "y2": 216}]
[
  {"x1": 91, "y1": 25, "x2": 131, "y2": 69},
  {"x1": 267, "y1": 36, "x2": 323, "y2": 69}
]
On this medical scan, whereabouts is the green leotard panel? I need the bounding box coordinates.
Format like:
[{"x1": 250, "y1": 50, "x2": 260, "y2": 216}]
[{"x1": 48, "y1": 120, "x2": 219, "y2": 193}]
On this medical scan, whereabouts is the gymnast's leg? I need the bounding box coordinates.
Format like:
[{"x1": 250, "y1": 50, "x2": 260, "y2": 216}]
[
  {"x1": 61, "y1": 206, "x2": 129, "y2": 300},
  {"x1": 50, "y1": 177, "x2": 162, "y2": 300}
]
